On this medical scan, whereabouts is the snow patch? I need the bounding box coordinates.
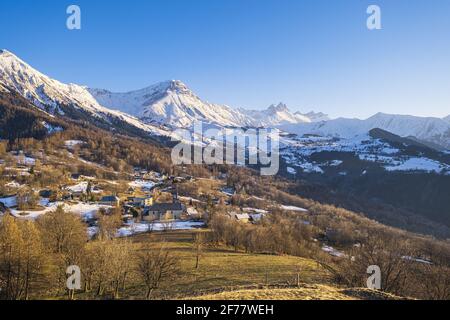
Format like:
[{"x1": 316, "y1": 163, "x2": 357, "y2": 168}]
[
  {"x1": 280, "y1": 205, "x2": 308, "y2": 212},
  {"x1": 117, "y1": 220, "x2": 205, "y2": 237},
  {"x1": 128, "y1": 180, "x2": 156, "y2": 190}
]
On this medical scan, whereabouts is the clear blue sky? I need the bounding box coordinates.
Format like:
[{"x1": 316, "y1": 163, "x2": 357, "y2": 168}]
[{"x1": 1, "y1": 0, "x2": 450, "y2": 119}]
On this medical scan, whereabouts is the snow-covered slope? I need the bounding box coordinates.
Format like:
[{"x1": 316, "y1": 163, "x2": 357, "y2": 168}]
[
  {"x1": 300, "y1": 111, "x2": 330, "y2": 122},
  {"x1": 0, "y1": 49, "x2": 105, "y2": 114},
  {"x1": 3, "y1": 49, "x2": 447, "y2": 149},
  {"x1": 280, "y1": 133, "x2": 450, "y2": 176},
  {"x1": 89, "y1": 81, "x2": 253, "y2": 128},
  {"x1": 0, "y1": 49, "x2": 325, "y2": 130},
  {"x1": 444, "y1": 115, "x2": 450, "y2": 123},
  {"x1": 90, "y1": 84, "x2": 319, "y2": 128},
  {"x1": 0, "y1": 49, "x2": 170, "y2": 137},
  {"x1": 279, "y1": 113, "x2": 450, "y2": 149},
  {"x1": 0, "y1": 82, "x2": 9, "y2": 93},
  {"x1": 239, "y1": 103, "x2": 312, "y2": 127}
]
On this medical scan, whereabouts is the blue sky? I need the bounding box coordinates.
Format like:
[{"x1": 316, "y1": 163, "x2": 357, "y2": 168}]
[{"x1": 1, "y1": 0, "x2": 450, "y2": 119}]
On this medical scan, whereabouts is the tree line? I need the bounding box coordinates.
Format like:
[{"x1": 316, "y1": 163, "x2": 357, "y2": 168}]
[{"x1": 0, "y1": 208, "x2": 179, "y2": 300}]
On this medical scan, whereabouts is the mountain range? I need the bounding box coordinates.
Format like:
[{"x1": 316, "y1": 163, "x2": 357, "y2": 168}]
[
  {"x1": 1, "y1": 49, "x2": 450, "y2": 150},
  {"x1": 2, "y1": 49, "x2": 450, "y2": 235},
  {"x1": 89, "y1": 84, "x2": 327, "y2": 128},
  {"x1": 444, "y1": 115, "x2": 450, "y2": 123},
  {"x1": 279, "y1": 113, "x2": 450, "y2": 150}
]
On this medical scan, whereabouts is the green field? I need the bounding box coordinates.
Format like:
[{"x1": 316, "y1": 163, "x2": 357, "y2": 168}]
[{"x1": 114, "y1": 230, "x2": 336, "y2": 300}]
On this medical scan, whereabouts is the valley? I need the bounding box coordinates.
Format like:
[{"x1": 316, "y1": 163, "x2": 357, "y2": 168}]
[{"x1": 1, "y1": 49, "x2": 450, "y2": 301}]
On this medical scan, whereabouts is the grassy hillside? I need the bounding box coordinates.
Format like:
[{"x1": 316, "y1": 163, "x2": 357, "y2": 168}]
[
  {"x1": 188, "y1": 286, "x2": 406, "y2": 300},
  {"x1": 119, "y1": 231, "x2": 334, "y2": 300}
]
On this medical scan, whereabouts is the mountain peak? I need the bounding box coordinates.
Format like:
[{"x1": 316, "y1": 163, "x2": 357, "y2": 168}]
[
  {"x1": 148, "y1": 80, "x2": 192, "y2": 96},
  {"x1": 166, "y1": 79, "x2": 190, "y2": 92},
  {"x1": 0, "y1": 51, "x2": 325, "y2": 129},
  {"x1": 0, "y1": 49, "x2": 20, "y2": 60},
  {"x1": 268, "y1": 102, "x2": 289, "y2": 113}
]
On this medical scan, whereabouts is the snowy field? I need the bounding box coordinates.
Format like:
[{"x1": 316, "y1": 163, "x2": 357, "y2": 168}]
[
  {"x1": 66, "y1": 181, "x2": 102, "y2": 193},
  {"x1": 4, "y1": 181, "x2": 23, "y2": 188},
  {"x1": 179, "y1": 196, "x2": 204, "y2": 204},
  {"x1": 280, "y1": 205, "x2": 308, "y2": 212},
  {"x1": 385, "y1": 157, "x2": 448, "y2": 174},
  {"x1": 128, "y1": 180, "x2": 156, "y2": 190},
  {"x1": 117, "y1": 220, "x2": 205, "y2": 237},
  {"x1": 243, "y1": 207, "x2": 269, "y2": 214},
  {"x1": 0, "y1": 196, "x2": 17, "y2": 208},
  {"x1": 281, "y1": 133, "x2": 450, "y2": 175},
  {"x1": 0, "y1": 196, "x2": 112, "y2": 220},
  {"x1": 15, "y1": 155, "x2": 36, "y2": 166},
  {"x1": 286, "y1": 167, "x2": 297, "y2": 175},
  {"x1": 65, "y1": 140, "x2": 85, "y2": 148},
  {"x1": 322, "y1": 245, "x2": 347, "y2": 258}
]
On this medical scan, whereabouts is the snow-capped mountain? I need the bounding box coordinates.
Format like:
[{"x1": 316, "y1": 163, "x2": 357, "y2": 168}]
[
  {"x1": 0, "y1": 49, "x2": 171, "y2": 137},
  {"x1": 239, "y1": 103, "x2": 312, "y2": 127},
  {"x1": 280, "y1": 129, "x2": 450, "y2": 176},
  {"x1": 444, "y1": 115, "x2": 450, "y2": 123},
  {"x1": 0, "y1": 49, "x2": 104, "y2": 114},
  {"x1": 89, "y1": 81, "x2": 253, "y2": 128},
  {"x1": 0, "y1": 49, "x2": 325, "y2": 131},
  {"x1": 1, "y1": 49, "x2": 448, "y2": 150},
  {"x1": 89, "y1": 85, "x2": 317, "y2": 128},
  {"x1": 300, "y1": 111, "x2": 330, "y2": 122},
  {"x1": 279, "y1": 113, "x2": 450, "y2": 149}
]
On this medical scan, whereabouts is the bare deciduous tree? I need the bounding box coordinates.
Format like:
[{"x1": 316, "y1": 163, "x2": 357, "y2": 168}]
[
  {"x1": 192, "y1": 232, "x2": 205, "y2": 270},
  {"x1": 136, "y1": 244, "x2": 179, "y2": 299},
  {"x1": 0, "y1": 215, "x2": 46, "y2": 300}
]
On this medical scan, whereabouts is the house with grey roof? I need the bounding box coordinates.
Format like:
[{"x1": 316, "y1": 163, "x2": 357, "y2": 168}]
[
  {"x1": 142, "y1": 202, "x2": 184, "y2": 221},
  {"x1": 99, "y1": 195, "x2": 120, "y2": 207}
]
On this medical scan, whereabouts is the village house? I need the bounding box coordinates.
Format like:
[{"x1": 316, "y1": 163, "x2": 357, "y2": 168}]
[
  {"x1": 142, "y1": 202, "x2": 184, "y2": 221},
  {"x1": 241, "y1": 208, "x2": 268, "y2": 223},
  {"x1": 228, "y1": 212, "x2": 250, "y2": 223},
  {"x1": 186, "y1": 207, "x2": 200, "y2": 219},
  {"x1": 99, "y1": 195, "x2": 120, "y2": 207},
  {"x1": 128, "y1": 196, "x2": 154, "y2": 208}
]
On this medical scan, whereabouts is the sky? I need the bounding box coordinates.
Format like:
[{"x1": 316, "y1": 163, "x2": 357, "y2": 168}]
[{"x1": 1, "y1": 0, "x2": 450, "y2": 119}]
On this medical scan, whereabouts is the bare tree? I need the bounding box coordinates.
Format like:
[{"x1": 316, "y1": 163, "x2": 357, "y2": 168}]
[
  {"x1": 0, "y1": 215, "x2": 46, "y2": 300},
  {"x1": 37, "y1": 206, "x2": 87, "y2": 256},
  {"x1": 16, "y1": 187, "x2": 39, "y2": 210},
  {"x1": 192, "y1": 232, "x2": 205, "y2": 270},
  {"x1": 417, "y1": 264, "x2": 450, "y2": 300},
  {"x1": 136, "y1": 244, "x2": 179, "y2": 299},
  {"x1": 108, "y1": 240, "x2": 133, "y2": 299},
  {"x1": 97, "y1": 209, "x2": 122, "y2": 240},
  {"x1": 37, "y1": 206, "x2": 87, "y2": 299},
  {"x1": 340, "y1": 233, "x2": 414, "y2": 295}
]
